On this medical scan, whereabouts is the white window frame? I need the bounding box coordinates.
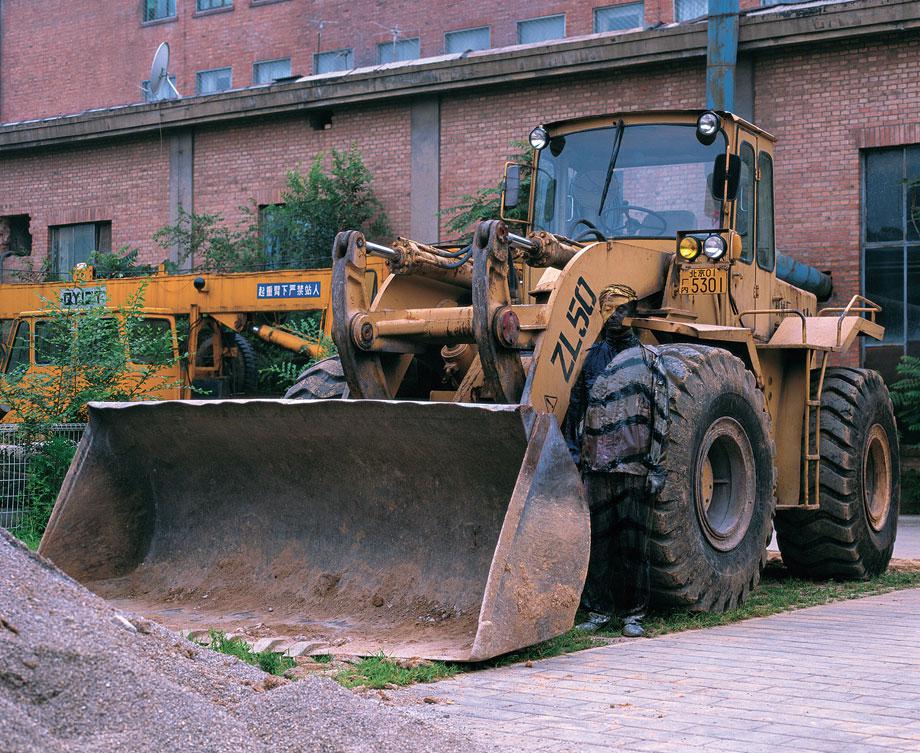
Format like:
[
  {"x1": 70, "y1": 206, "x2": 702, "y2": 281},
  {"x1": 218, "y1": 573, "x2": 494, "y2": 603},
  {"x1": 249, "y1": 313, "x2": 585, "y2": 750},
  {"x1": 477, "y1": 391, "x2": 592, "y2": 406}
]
[
  {"x1": 444, "y1": 26, "x2": 491, "y2": 54},
  {"x1": 517, "y1": 14, "x2": 566, "y2": 45},
  {"x1": 252, "y1": 58, "x2": 292, "y2": 85},
  {"x1": 196, "y1": 67, "x2": 233, "y2": 95}
]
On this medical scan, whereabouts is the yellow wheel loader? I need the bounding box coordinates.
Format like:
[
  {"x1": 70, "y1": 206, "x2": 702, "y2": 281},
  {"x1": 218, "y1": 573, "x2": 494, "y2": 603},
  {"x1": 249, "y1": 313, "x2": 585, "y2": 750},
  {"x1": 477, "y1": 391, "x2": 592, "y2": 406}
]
[{"x1": 39, "y1": 110, "x2": 898, "y2": 661}]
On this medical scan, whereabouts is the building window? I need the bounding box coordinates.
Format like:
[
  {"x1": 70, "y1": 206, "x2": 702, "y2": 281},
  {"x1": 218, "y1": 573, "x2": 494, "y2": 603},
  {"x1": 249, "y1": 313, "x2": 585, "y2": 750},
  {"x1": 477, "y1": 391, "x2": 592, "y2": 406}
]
[
  {"x1": 377, "y1": 38, "x2": 421, "y2": 64},
  {"x1": 445, "y1": 26, "x2": 490, "y2": 54},
  {"x1": 594, "y1": 3, "x2": 644, "y2": 32},
  {"x1": 196, "y1": 67, "x2": 232, "y2": 95},
  {"x1": 862, "y1": 145, "x2": 920, "y2": 380},
  {"x1": 50, "y1": 222, "x2": 111, "y2": 278},
  {"x1": 253, "y1": 58, "x2": 292, "y2": 85},
  {"x1": 314, "y1": 49, "x2": 354, "y2": 74},
  {"x1": 142, "y1": 75, "x2": 177, "y2": 102},
  {"x1": 675, "y1": 0, "x2": 707, "y2": 21},
  {"x1": 197, "y1": 0, "x2": 231, "y2": 9},
  {"x1": 143, "y1": 0, "x2": 176, "y2": 22},
  {"x1": 258, "y1": 205, "x2": 283, "y2": 268},
  {"x1": 517, "y1": 14, "x2": 565, "y2": 44}
]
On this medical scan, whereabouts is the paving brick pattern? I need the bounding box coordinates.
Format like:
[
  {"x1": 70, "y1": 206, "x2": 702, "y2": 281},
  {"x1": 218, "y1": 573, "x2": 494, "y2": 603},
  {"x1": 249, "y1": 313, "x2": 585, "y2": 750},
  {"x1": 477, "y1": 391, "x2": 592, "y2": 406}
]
[{"x1": 399, "y1": 589, "x2": 920, "y2": 752}]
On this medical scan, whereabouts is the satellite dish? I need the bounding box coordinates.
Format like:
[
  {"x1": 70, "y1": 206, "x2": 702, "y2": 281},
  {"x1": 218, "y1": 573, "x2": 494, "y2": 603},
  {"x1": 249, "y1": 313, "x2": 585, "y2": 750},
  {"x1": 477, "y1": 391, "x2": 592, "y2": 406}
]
[{"x1": 147, "y1": 42, "x2": 180, "y2": 101}]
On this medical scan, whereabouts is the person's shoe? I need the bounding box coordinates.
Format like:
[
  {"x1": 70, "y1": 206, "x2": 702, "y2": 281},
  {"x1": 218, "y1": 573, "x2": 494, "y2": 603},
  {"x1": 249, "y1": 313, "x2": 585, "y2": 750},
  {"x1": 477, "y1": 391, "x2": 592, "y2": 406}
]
[
  {"x1": 575, "y1": 611, "x2": 611, "y2": 632},
  {"x1": 621, "y1": 616, "x2": 645, "y2": 638}
]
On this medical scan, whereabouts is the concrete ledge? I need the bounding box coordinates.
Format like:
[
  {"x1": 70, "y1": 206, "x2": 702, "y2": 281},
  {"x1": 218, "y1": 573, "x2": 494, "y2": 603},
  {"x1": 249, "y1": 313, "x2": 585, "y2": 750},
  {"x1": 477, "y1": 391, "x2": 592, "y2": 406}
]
[{"x1": 0, "y1": 0, "x2": 917, "y2": 153}]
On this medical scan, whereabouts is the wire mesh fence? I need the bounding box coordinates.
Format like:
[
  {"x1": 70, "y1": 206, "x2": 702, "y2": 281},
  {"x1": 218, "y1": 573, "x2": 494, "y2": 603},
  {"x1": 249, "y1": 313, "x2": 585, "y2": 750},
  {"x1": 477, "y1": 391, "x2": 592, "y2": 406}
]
[{"x1": 0, "y1": 423, "x2": 86, "y2": 531}]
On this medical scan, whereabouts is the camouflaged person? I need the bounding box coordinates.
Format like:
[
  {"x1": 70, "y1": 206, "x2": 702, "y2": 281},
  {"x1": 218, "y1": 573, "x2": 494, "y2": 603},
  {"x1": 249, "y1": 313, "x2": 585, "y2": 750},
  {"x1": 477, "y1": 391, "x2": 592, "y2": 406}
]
[{"x1": 564, "y1": 284, "x2": 669, "y2": 638}]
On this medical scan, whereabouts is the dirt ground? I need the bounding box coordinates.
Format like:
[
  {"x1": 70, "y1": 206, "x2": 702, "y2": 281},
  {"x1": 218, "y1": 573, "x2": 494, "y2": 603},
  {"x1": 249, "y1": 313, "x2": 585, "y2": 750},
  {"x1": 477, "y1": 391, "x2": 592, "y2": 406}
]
[{"x1": 0, "y1": 530, "x2": 490, "y2": 753}]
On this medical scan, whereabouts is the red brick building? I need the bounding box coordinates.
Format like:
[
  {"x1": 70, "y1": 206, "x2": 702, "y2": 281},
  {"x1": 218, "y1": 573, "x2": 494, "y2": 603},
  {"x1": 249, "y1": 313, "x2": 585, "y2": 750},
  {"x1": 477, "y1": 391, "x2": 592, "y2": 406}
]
[{"x1": 0, "y1": 0, "x2": 919, "y2": 376}]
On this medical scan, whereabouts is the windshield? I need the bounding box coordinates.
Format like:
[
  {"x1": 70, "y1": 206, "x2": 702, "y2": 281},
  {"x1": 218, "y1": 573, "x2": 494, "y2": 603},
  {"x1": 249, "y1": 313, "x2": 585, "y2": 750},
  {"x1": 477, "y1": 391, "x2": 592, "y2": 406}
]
[{"x1": 532, "y1": 123, "x2": 727, "y2": 240}]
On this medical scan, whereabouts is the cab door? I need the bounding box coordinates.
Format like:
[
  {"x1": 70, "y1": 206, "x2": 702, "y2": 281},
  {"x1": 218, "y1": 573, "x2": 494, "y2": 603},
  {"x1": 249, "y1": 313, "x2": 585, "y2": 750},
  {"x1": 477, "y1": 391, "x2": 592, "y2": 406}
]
[{"x1": 731, "y1": 132, "x2": 772, "y2": 340}]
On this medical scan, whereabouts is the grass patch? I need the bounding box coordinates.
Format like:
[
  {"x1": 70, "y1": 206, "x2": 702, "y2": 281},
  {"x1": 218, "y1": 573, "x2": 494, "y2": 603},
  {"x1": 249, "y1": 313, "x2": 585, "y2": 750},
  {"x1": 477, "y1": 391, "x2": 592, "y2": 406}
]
[
  {"x1": 332, "y1": 561, "x2": 920, "y2": 689},
  {"x1": 202, "y1": 630, "x2": 295, "y2": 676},
  {"x1": 595, "y1": 559, "x2": 920, "y2": 639},
  {"x1": 333, "y1": 628, "x2": 601, "y2": 690},
  {"x1": 335, "y1": 653, "x2": 462, "y2": 689}
]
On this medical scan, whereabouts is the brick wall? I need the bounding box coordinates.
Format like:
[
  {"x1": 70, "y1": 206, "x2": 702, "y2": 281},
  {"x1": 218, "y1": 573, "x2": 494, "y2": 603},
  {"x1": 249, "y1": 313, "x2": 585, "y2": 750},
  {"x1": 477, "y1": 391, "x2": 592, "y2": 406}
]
[
  {"x1": 0, "y1": 0, "x2": 763, "y2": 123},
  {"x1": 0, "y1": 30, "x2": 919, "y2": 357}
]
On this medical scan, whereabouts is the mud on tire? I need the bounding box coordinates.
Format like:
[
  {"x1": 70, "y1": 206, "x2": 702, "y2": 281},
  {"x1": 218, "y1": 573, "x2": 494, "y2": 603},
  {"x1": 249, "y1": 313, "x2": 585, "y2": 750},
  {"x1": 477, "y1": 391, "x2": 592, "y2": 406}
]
[
  {"x1": 283, "y1": 356, "x2": 349, "y2": 400},
  {"x1": 774, "y1": 368, "x2": 899, "y2": 579},
  {"x1": 643, "y1": 344, "x2": 776, "y2": 612}
]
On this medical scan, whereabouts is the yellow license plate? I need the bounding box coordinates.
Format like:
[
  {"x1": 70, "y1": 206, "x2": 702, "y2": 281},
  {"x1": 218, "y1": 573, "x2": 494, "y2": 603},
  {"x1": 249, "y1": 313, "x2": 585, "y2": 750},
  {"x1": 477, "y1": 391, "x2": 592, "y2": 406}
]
[{"x1": 678, "y1": 267, "x2": 727, "y2": 296}]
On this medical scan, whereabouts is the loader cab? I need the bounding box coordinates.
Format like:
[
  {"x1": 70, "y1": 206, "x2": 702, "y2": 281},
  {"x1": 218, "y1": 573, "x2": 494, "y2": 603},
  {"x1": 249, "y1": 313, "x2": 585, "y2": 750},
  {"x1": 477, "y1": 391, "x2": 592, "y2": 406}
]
[{"x1": 520, "y1": 110, "x2": 791, "y2": 335}]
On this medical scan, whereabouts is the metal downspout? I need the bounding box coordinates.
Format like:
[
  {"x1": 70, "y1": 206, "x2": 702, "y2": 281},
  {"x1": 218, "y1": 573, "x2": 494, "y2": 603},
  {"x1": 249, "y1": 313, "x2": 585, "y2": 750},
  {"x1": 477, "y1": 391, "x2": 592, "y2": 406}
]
[{"x1": 706, "y1": 0, "x2": 740, "y2": 112}]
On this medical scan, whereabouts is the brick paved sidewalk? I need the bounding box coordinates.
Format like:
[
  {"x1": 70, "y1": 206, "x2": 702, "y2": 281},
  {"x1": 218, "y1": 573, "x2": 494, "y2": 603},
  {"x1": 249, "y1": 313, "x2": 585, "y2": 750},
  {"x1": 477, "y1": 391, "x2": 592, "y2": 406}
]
[{"x1": 397, "y1": 589, "x2": 920, "y2": 752}]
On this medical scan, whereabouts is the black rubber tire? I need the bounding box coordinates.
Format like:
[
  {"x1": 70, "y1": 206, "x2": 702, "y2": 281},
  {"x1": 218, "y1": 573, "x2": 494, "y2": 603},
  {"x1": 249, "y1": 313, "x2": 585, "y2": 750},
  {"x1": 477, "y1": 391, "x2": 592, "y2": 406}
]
[
  {"x1": 283, "y1": 356, "x2": 350, "y2": 400},
  {"x1": 639, "y1": 344, "x2": 776, "y2": 612},
  {"x1": 226, "y1": 333, "x2": 259, "y2": 396},
  {"x1": 774, "y1": 368, "x2": 899, "y2": 580}
]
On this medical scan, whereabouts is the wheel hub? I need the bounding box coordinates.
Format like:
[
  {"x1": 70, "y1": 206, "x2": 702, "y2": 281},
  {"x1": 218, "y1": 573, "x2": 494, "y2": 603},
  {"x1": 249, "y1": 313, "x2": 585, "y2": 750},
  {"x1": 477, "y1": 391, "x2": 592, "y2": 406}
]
[
  {"x1": 863, "y1": 423, "x2": 892, "y2": 532},
  {"x1": 695, "y1": 417, "x2": 756, "y2": 552}
]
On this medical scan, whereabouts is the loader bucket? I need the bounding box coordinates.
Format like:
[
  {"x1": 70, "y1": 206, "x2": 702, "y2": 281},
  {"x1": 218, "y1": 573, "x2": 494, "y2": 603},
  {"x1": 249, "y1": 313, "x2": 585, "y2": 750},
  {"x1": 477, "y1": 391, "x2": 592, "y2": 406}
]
[{"x1": 39, "y1": 399, "x2": 589, "y2": 661}]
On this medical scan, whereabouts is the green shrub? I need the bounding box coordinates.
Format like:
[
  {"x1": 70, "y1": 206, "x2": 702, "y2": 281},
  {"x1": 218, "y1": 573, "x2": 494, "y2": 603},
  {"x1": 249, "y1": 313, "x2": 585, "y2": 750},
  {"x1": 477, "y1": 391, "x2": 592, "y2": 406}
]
[
  {"x1": 153, "y1": 209, "x2": 267, "y2": 273},
  {"x1": 260, "y1": 147, "x2": 390, "y2": 269},
  {"x1": 890, "y1": 355, "x2": 920, "y2": 435},
  {"x1": 15, "y1": 434, "x2": 78, "y2": 549}
]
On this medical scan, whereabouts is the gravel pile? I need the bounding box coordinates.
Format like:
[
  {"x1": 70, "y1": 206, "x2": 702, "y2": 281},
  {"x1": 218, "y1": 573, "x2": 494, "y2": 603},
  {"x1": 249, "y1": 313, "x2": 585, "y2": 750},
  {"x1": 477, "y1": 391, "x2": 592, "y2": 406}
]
[{"x1": 0, "y1": 530, "x2": 490, "y2": 752}]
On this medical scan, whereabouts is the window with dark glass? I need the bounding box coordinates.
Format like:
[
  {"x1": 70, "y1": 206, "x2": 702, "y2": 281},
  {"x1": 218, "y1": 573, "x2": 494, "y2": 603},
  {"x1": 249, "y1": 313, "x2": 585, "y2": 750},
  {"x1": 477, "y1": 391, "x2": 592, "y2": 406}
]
[
  {"x1": 756, "y1": 152, "x2": 775, "y2": 271},
  {"x1": 594, "y1": 3, "x2": 644, "y2": 31},
  {"x1": 315, "y1": 49, "x2": 354, "y2": 73},
  {"x1": 144, "y1": 0, "x2": 176, "y2": 22},
  {"x1": 253, "y1": 58, "x2": 292, "y2": 85},
  {"x1": 196, "y1": 67, "x2": 232, "y2": 95},
  {"x1": 34, "y1": 320, "x2": 64, "y2": 366},
  {"x1": 197, "y1": 0, "x2": 231, "y2": 9},
  {"x1": 736, "y1": 143, "x2": 755, "y2": 263},
  {"x1": 377, "y1": 38, "x2": 420, "y2": 64},
  {"x1": 675, "y1": 0, "x2": 707, "y2": 21},
  {"x1": 50, "y1": 222, "x2": 111, "y2": 278},
  {"x1": 863, "y1": 145, "x2": 920, "y2": 380},
  {"x1": 518, "y1": 14, "x2": 565, "y2": 44},
  {"x1": 6, "y1": 322, "x2": 30, "y2": 372},
  {"x1": 128, "y1": 318, "x2": 173, "y2": 364},
  {"x1": 445, "y1": 26, "x2": 490, "y2": 53}
]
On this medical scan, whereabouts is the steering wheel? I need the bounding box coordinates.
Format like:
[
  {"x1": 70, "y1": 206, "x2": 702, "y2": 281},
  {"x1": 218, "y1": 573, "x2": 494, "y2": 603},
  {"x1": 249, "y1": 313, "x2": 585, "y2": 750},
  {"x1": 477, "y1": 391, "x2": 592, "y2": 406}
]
[
  {"x1": 568, "y1": 218, "x2": 607, "y2": 243},
  {"x1": 601, "y1": 205, "x2": 669, "y2": 236}
]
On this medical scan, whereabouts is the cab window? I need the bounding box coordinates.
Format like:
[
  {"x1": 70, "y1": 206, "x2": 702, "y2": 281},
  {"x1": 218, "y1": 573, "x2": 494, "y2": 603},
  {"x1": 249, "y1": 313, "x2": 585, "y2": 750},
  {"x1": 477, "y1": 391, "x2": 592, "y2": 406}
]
[
  {"x1": 0, "y1": 319, "x2": 13, "y2": 364},
  {"x1": 128, "y1": 317, "x2": 174, "y2": 364},
  {"x1": 7, "y1": 322, "x2": 30, "y2": 372},
  {"x1": 34, "y1": 320, "x2": 64, "y2": 365},
  {"x1": 736, "y1": 143, "x2": 756, "y2": 263},
  {"x1": 756, "y1": 152, "x2": 775, "y2": 271}
]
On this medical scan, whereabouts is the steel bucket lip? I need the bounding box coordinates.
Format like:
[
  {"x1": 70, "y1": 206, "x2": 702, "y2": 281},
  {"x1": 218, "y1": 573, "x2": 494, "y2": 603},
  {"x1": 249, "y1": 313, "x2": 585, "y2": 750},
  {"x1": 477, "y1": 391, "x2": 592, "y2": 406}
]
[{"x1": 88, "y1": 397, "x2": 534, "y2": 413}]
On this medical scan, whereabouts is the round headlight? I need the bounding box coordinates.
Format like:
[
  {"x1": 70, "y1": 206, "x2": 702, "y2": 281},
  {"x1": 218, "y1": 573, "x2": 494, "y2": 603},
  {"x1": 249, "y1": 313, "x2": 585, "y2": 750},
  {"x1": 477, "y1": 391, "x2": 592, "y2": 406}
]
[
  {"x1": 679, "y1": 236, "x2": 701, "y2": 261},
  {"x1": 703, "y1": 235, "x2": 727, "y2": 260},
  {"x1": 696, "y1": 111, "x2": 721, "y2": 145},
  {"x1": 529, "y1": 126, "x2": 549, "y2": 151}
]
